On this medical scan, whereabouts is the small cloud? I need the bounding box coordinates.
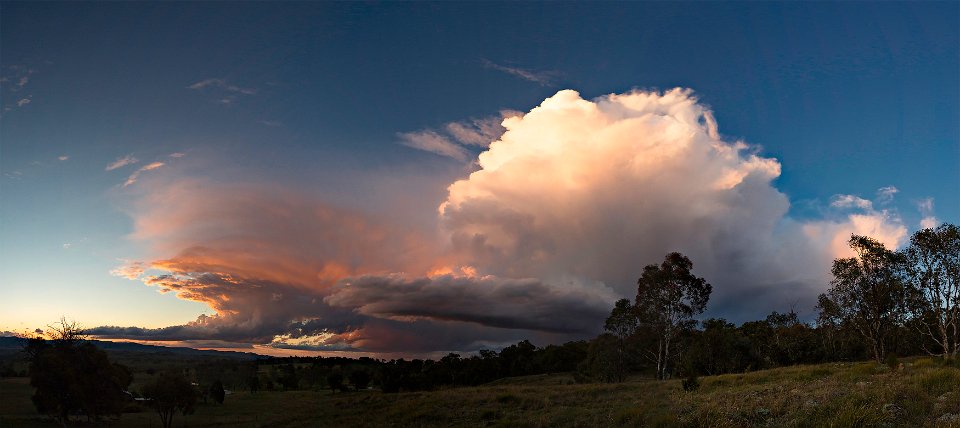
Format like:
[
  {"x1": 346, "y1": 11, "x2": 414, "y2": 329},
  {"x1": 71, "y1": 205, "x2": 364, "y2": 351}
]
[
  {"x1": 111, "y1": 260, "x2": 146, "y2": 280},
  {"x1": 830, "y1": 194, "x2": 873, "y2": 210},
  {"x1": 187, "y1": 78, "x2": 223, "y2": 90},
  {"x1": 16, "y1": 98, "x2": 31, "y2": 107},
  {"x1": 140, "y1": 162, "x2": 164, "y2": 172},
  {"x1": 2, "y1": 67, "x2": 35, "y2": 92},
  {"x1": 62, "y1": 243, "x2": 72, "y2": 249},
  {"x1": 4, "y1": 170, "x2": 23, "y2": 180},
  {"x1": 123, "y1": 161, "x2": 165, "y2": 187},
  {"x1": 398, "y1": 112, "x2": 517, "y2": 161},
  {"x1": 398, "y1": 131, "x2": 470, "y2": 162},
  {"x1": 916, "y1": 197, "x2": 938, "y2": 229},
  {"x1": 445, "y1": 114, "x2": 513, "y2": 147},
  {"x1": 876, "y1": 186, "x2": 898, "y2": 204},
  {"x1": 189, "y1": 78, "x2": 257, "y2": 96},
  {"x1": 259, "y1": 120, "x2": 283, "y2": 127},
  {"x1": 920, "y1": 216, "x2": 939, "y2": 229},
  {"x1": 105, "y1": 155, "x2": 139, "y2": 171},
  {"x1": 58, "y1": 155, "x2": 69, "y2": 161},
  {"x1": 480, "y1": 59, "x2": 557, "y2": 86},
  {"x1": 169, "y1": 152, "x2": 185, "y2": 158}
]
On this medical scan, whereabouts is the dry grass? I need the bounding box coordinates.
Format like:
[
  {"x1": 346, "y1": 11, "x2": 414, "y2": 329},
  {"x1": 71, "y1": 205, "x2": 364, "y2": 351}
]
[{"x1": 2, "y1": 358, "x2": 959, "y2": 427}]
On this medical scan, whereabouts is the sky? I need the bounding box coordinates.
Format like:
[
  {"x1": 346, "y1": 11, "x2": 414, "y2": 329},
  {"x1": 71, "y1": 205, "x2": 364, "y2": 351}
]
[{"x1": 1, "y1": 2, "x2": 957, "y2": 357}]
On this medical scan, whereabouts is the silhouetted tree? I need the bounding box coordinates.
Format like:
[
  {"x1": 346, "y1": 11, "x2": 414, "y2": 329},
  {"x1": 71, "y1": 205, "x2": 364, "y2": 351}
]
[
  {"x1": 579, "y1": 334, "x2": 620, "y2": 382},
  {"x1": 25, "y1": 319, "x2": 131, "y2": 426},
  {"x1": 820, "y1": 235, "x2": 908, "y2": 362},
  {"x1": 141, "y1": 371, "x2": 197, "y2": 428},
  {"x1": 209, "y1": 380, "x2": 225, "y2": 404},
  {"x1": 902, "y1": 223, "x2": 960, "y2": 359},
  {"x1": 635, "y1": 252, "x2": 712, "y2": 380},
  {"x1": 500, "y1": 340, "x2": 537, "y2": 377},
  {"x1": 349, "y1": 369, "x2": 371, "y2": 390},
  {"x1": 327, "y1": 371, "x2": 345, "y2": 393},
  {"x1": 604, "y1": 298, "x2": 638, "y2": 382},
  {"x1": 685, "y1": 318, "x2": 749, "y2": 375}
]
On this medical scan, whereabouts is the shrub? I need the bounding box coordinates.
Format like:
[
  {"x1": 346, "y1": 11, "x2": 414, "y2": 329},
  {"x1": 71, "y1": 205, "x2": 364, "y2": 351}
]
[
  {"x1": 327, "y1": 372, "x2": 346, "y2": 392},
  {"x1": 885, "y1": 353, "x2": 899, "y2": 372},
  {"x1": 682, "y1": 373, "x2": 700, "y2": 391}
]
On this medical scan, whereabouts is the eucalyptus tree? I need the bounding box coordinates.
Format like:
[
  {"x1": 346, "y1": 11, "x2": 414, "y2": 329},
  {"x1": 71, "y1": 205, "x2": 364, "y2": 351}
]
[
  {"x1": 820, "y1": 235, "x2": 908, "y2": 363},
  {"x1": 902, "y1": 223, "x2": 960, "y2": 359},
  {"x1": 635, "y1": 252, "x2": 712, "y2": 380},
  {"x1": 604, "y1": 298, "x2": 638, "y2": 382}
]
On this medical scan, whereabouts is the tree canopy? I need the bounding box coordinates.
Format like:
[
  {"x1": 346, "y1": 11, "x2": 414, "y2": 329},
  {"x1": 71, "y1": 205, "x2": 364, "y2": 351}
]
[
  {"x1": 635, "y1": 252, "x2": 712, "y2": 380},
  {"x1": 25, "y1": 319, "x2": 131, "y2": 426},
  {"x1": 141, "y1": 371, "x2": 198, "y2": 428}
]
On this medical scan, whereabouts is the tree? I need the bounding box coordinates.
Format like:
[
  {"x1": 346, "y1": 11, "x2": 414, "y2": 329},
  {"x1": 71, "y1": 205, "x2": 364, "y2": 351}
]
[
  {"x1": 578, "y1": 334, "x2": 620, "y2": 383},
  {"x1": 141, "y1": 371, "x2": 198, "y2": 428},
  {"x1": 685, "y1": 318, "x2": 748, "y2": 375},
  {"x1": 326, "y1": 371, "x2": 345, "y2": 393},
  {"x1": 820, "y1": 235, "x2": 908, "y2": 363},
  {"x1": 635, "y1": 252, "x2": 712, "y2": 380},
  {"x1": 209, "y1": 380, "x2": 225, "y2": 404},
  {"x1": 349, "y1": 369, "x2": 371, "y2": 390},
  {"x1": 903, "y1": 223, "x2": 960, "y2": 359},
  {"x1": 25, "y1": 319, "x2": 131, "y2": 427},
  {"x1": 604, "y1": 298, "x2": 638, "y2": 382}
]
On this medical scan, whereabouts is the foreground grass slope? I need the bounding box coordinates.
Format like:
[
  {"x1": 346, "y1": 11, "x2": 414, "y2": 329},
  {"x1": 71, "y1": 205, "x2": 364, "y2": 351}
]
[{"x1": 2, "y1": 358, "x2": 959, "y2": 427}]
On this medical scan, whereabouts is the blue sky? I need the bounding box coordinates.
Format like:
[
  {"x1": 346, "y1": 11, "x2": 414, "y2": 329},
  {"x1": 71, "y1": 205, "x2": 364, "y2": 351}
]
[{"x1": 1, "y1": 2, "x2": 956, "y2": 354}]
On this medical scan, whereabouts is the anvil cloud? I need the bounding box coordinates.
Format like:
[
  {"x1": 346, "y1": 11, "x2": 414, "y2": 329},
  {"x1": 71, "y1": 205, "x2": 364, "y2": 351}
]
[{"x1": 101, "y1": 88, "x2": 909, "y2": 354}]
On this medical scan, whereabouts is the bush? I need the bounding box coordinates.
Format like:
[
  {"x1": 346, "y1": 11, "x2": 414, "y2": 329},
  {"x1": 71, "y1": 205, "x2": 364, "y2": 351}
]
[
  {"x1": 327, "y1": 372, "x2": 345, "y2": 392},
  {"x1": 209, "y1": 380, "x2": 225, "y2": 404},
  {"x1": 349, "y1": 369, "x2": 371, "y2": 390},
  {"x1": 141, "y1": 372, "x2": 198, "y2": 428},
  {"x1": 682, "y1": 373, "x2": 700, "y2": 391},
  {"x1": 885, "y1": 353, "x2": 899, "y2": 372}
]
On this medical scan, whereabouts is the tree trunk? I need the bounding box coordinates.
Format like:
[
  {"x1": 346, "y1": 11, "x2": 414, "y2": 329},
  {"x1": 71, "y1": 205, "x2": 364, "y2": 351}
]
[{"x1": 662, "y1": 335, "x2": 672, "y2": 380}]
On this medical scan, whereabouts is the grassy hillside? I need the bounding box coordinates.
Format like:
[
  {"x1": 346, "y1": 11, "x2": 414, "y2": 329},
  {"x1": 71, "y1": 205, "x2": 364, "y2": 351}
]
[{"x1": 2, "y1": 357, "x2": 959, "y2": 427}]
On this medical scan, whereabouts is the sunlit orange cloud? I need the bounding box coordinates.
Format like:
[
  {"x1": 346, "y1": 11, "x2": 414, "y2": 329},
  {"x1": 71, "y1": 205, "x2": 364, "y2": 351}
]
[{"x1": 126, "y1": 179, "x2": 448, "y2": 289}]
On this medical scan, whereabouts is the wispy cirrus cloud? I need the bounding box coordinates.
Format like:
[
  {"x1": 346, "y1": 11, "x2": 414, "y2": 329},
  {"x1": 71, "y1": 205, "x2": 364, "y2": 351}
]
[
  {"x1": 399, "y1": 111, "x2": 519, "y2": 161},
  {"x1": 398, "y1": 131, "x2": 471, "y2": 162},
  {"x1": 106, "y1": 155, "x2": 139, "y2": 171},
  {"x1": 481, "y1": 58, "x2": 557, "y2": 86},
  {"x1": 110, "y1": 260, "x2": 146, "y2": 280},
  {"x1": 123, "y1": 161, "x2": 165, "y2": 187},
  {"x1": 188, "y1": 78, "x2": 257, "y2": 95},
  {"x1": 876, "y1": 186, "x2": 898, "y2": 204},
  {"x1": 917, "y1": 197, "x2": 939, "y2": 229},
  {"x1": 830, "y1": 194, "x2": 874, "y2": 210},
  {"x1": 188, "y1": 78, "x2": 257, "y2": 105}
]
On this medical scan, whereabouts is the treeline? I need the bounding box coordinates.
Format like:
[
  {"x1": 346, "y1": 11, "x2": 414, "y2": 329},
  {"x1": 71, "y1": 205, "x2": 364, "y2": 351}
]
[{"x1": 590, "y1": 223, "x2": 960, "y2": 383}]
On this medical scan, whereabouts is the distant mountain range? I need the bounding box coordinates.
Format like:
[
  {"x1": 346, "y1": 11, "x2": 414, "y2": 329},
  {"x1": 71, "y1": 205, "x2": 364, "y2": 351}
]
[{"x1": 0, "y1": 336, "x2": 261, "y2": 360}]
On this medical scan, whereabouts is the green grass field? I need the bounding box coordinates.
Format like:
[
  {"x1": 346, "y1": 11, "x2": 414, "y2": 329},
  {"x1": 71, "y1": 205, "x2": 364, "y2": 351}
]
[{"x1": 2, "y1": 358, "x2": 959, "y2": 427}]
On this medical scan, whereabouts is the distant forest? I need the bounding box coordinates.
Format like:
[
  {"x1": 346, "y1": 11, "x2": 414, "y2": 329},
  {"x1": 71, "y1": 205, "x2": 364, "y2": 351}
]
[{"x1": 4, "y1": 223, "x2": 957, "y2": 426}]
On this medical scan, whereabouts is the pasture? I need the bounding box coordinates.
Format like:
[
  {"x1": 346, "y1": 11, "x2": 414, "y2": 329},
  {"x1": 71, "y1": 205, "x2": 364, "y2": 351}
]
[{"x1": 2, "y1": 357, "x2": 960, "y2": 427}]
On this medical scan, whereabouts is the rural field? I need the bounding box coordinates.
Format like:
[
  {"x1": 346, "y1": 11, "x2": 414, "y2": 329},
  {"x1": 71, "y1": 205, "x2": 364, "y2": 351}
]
[{"x1": 2, "y1": 357, "x2": 959, "y2": 428}]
